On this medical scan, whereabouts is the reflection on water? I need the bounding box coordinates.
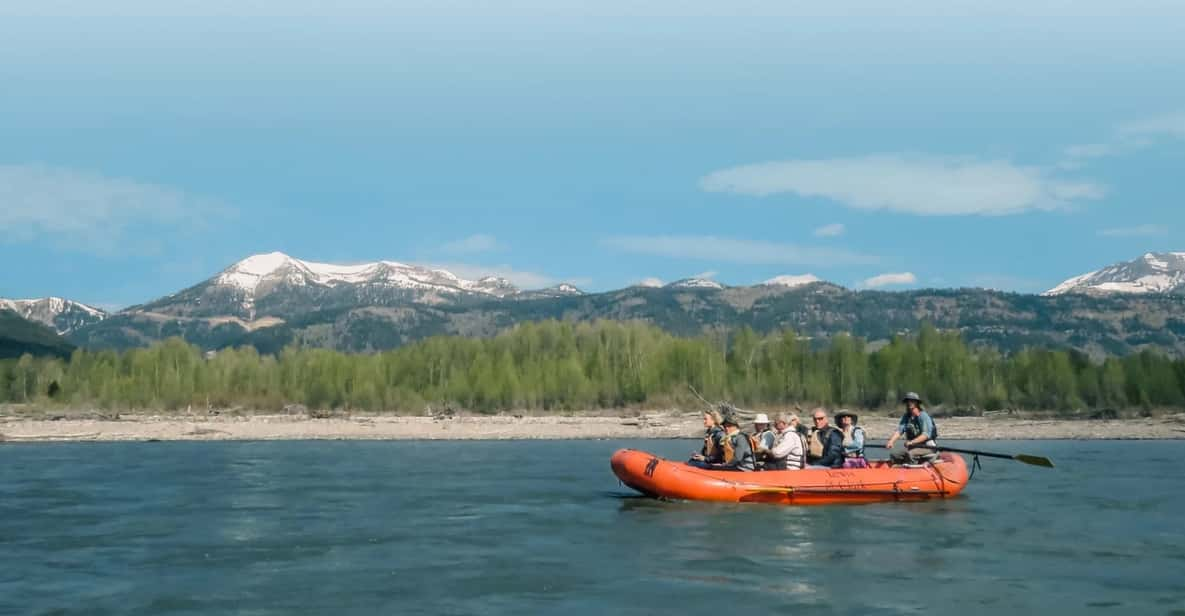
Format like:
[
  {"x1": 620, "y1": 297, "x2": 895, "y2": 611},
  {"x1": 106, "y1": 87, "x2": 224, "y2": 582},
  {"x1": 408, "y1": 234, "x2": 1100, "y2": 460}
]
[{"x1": 0, "y1": 439, "x2": 1183, "y2": 615}]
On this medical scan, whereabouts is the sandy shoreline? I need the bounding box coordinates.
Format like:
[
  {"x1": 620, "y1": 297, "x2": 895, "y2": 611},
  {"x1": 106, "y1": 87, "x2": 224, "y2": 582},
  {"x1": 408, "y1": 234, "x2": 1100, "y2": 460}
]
[{"x1": 2, "y1": 410, "x2": 1185, "y2": 442}]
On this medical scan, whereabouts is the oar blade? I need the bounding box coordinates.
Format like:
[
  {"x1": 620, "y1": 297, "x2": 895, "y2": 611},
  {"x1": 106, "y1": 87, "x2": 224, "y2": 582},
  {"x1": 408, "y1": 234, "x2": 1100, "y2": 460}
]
[{"x1": 1014, "y1": 454, "x2": 1055, "y2": 468}]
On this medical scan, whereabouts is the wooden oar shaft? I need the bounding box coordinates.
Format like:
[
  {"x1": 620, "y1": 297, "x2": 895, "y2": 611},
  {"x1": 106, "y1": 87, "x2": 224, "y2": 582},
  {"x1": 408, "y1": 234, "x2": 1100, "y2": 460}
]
[
  {"x1": 866, "y1": 444, "x2": 1053, "y2": 468},
  {"x1": 921, "y1": 445, "x2": 1015, "y2": 460}
]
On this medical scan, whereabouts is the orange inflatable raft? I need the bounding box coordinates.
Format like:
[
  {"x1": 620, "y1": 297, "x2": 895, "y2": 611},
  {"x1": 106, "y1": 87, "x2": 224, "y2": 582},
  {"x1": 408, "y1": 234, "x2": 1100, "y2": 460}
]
[{"x1": 610, "y1": 449, "x2": 969, "y2": 505}]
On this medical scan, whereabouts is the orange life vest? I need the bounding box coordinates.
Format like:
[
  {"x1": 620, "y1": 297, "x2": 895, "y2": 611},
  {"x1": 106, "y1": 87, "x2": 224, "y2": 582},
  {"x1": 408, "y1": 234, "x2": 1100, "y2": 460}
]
[{"x1": 721, "y1": 432, "x2": 760, "y2": 463}]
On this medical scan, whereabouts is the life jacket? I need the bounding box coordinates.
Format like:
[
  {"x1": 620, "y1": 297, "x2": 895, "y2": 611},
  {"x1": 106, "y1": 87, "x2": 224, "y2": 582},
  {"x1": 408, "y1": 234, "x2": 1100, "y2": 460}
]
[
  {"x1": 842, "y1": 425, "x2": 866, "y2": 457},
  {"x1": 722, "y1": 431, "x2": 761, "y2": 463},
  {"x1": 808, "y1": 426, "x2": 837, "y2": 459},
  {"x1": 754, "y1": 429, "x2": 775, "y2": 458},
  {"x1": 904, "y1": 412, "x2": 938, "y2": 441},
  {"x1": 808, "y1": 430, "x2": 822, "y2": 458},
  {"x1": 771, "y1": 427, "x2": 805, "y2": 469},
  {"x1": 702, "y1": 426, "x2": 723, "y2": 459}
]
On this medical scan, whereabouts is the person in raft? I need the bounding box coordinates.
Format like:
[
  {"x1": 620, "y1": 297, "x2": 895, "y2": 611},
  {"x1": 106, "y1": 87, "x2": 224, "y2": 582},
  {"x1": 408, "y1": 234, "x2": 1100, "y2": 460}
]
[
  {"x1": 835, "y1": 410, "x2": 868, "y2": 469},
  {"x1": 693, "y1": 412, "x2": 755, "y2": 471},
  {"x1": 690, "y1": 408, "x2": 727, "y2": 465},
  {"x1": 751, "y1": 413, "x2": 777, "y2": 469},
  {"x1": 805, "y1": 408, "x2": 845, "y2": 469},
  {"x1": 885, "y1": 392, "x2": 938, "y2": 465},
  {"x1": 764, "y1": 413, "x2": 805, "y2": 470}
]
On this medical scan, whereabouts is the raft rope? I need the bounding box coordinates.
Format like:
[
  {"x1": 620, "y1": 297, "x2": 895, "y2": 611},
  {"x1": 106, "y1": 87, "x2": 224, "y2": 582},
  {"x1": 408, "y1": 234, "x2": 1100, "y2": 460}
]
[
  {"x1": 967, "y1": 454, "x2": 982, "y2": 481},
  {"x1": 680, "y1": 464, "x2": 950, "y2": 495}
]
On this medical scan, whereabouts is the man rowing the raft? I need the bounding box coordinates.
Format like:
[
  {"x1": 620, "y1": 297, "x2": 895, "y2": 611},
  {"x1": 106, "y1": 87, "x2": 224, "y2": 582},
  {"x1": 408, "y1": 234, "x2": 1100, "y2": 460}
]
[{"x1": 885, "y1": 392, "x2": 938, "y2": 465}]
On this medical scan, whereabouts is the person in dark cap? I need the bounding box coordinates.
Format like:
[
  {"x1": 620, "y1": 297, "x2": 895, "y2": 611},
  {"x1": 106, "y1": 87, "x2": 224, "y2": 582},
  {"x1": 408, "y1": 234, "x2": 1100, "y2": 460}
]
[
  {"x1": 885, "y1": 392, "x2": 938, "y2": 464},
  {"x1": 835, "y1": 410, "x2": 868, "y2": 468},
  {"x1": 702, "y1": 412, "x2": 755, "y2": 471}
]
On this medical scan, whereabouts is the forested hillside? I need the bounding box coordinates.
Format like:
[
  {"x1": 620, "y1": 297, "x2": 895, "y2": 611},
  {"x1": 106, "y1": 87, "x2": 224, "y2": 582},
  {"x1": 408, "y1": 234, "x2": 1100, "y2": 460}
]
[
  {"x1": 69, "y1": 284, "x2": 1185, "y2": 358},
  {"x1": 0, "y1": 309, "x2": 76, "y2": 359},
  {"x1": 9, "y1": 321, "x2": 1185, "y2": 414}
]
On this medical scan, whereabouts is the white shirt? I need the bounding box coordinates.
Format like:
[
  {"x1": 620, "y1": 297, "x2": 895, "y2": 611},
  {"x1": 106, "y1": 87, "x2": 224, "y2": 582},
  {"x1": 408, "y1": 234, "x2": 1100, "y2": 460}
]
[{"x1": 770, "y1": 426, "x2": 804, "y2": 469}]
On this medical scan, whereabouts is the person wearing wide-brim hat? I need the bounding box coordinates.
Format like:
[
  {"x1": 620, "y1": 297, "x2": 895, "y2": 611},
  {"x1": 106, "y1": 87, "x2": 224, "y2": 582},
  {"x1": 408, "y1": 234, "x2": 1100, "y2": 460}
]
[
  {"x1": 885, "y1": 392, "x2": 938, "y2": 464},
  {"x1": 834, "y1": 410, "x2": 867, "y2": 468},
  {"x1": 751, "y1": 413, "x2": 776, "y2": 470}
]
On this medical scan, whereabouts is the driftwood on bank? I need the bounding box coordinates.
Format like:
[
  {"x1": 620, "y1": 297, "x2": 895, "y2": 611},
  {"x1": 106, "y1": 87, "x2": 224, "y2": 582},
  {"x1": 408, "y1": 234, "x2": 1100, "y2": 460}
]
[{"x1": 1, "y1": 432, "x2": 101, "y2": 441}]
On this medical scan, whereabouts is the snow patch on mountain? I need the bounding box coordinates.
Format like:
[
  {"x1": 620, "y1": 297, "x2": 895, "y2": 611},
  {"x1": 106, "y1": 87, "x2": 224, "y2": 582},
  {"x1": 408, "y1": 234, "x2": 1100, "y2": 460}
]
[
  {"x1": 666, "y1": 278, "x2": 725, "y2": 290},
  {"x1": 0, "y1": 297, "x2": 107, "y2": 334},
  {"x1": 215, "y1": 252, "x2": 519, "y2": 297},
  {"x1": 1045, "y1": 252, "x2": 1185, "y2": 296},
  {"x1": 763, "y1": 274, "x2": 821, "y2": 288},
  {"x1": 516, "y1": 283, "x2": 585, "y2": 299}
]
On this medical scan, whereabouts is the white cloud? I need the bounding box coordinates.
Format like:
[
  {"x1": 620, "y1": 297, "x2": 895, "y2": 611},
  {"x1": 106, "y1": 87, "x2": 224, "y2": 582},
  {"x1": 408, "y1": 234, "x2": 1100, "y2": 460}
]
[
  {"x1": 1058, "y1": 143, "x2": 1117, "y2": 169},
  {"x1": 441, "y1": 233, "x2": 499, "y2": 254},
  {"x1": 700, "y1": 155, "x2": 1104, "y2": 216},
  {"x1": 1118, "y1": 111, "x2": 1185, "y2": 141},
  {"x1": 636, "y1": 277, "x2": 664, "y2": 288},
  {"x1": 860, "y1": 272, "x2": 917, "y2": 289},
  {"x1": 692, "y1": 270, "x2": 718, "y2": 279},
  {"x1": 602, "y1": 235, "x2": 880, "y2": 266},
  {"x1": 1097, "y1": 224, "x2": 1168, "y2": 237},
  {"x1": 1060, "y1": 111, "x2": 1185, "y2": 168},
  {"x1": 813, "y1": 223, "x2": 846, "y2": 237},
  {"x1": 0, "y1": 164, "x2": 231, "y2": 255}
]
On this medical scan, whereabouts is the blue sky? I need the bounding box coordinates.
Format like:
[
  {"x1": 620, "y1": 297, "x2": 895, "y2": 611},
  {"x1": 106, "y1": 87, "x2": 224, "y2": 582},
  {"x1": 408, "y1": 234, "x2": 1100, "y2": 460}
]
[{"x1": 2, "y1": 1, "x2": 1183, "y2": 309}]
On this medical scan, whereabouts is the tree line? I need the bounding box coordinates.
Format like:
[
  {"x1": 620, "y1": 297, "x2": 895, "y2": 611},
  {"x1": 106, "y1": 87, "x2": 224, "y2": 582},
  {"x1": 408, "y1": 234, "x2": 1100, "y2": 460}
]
[{"x1": 2, "y1": 320, "x2": 1184, "y2": 414}]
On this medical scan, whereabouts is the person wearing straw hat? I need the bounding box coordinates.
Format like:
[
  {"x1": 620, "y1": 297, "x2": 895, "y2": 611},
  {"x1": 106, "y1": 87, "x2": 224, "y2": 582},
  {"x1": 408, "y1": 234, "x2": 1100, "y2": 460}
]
[
  {"x1": 751, "y1": 413, "x2": 776, "y2": 469},
  {"x1": 835, "y1": 410, "x2": 868, "y2": 469}
]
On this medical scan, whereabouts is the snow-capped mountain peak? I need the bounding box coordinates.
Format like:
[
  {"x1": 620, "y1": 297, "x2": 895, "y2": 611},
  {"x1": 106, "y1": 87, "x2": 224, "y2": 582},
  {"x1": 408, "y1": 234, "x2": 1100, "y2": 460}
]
[
  {"x1": 666, "y1": 278, "x2": 725, "y2": 290},
  {"x1": 0, "y1": 296, "x2": 107, "y2": 334},
  {"x1": 214, "y1": 252, "x2": 520, "y2": 298},
  {"x1": 763, "y1": 274, "x2": 821, "y2": 288},
  {"x1": 1044, "y1": 251, "x2": 1185, "y2": 296},
  {"x1": 513, "y1": 283, "x2": 585, "y2": 300},
  {"x1": 135, "y1": 252, "x2": 527, "y2": 320},
  {"x1": 466, "y1": 276, "x2": 518, "y2": 296}
]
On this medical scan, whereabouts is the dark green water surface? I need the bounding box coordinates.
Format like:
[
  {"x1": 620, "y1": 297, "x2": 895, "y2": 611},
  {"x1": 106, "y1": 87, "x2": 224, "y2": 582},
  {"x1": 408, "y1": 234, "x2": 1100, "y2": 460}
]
[{"x1": 2, "y1": 439, "x2": 1183, "y2": 615}]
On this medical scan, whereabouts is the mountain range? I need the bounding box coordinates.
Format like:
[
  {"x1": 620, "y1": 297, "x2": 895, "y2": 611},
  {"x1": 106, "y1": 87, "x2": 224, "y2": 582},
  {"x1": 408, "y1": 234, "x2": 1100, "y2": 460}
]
[
  {"x1": 4, "y1": 250, "x2": 1185, "y2": 358},
  {"x1": 1043, "y1": 252, "x2": 1185, "y2": 296},
  {"x1": 0, "y1": 297, "x2": 106, "y2": 334}
]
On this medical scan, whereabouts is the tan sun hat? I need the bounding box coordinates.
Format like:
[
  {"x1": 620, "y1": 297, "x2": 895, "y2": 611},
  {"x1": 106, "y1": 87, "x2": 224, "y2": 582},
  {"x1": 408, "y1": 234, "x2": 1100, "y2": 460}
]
[{"x1": 753, "y1": 413, "x2": 770, "y2": 425}]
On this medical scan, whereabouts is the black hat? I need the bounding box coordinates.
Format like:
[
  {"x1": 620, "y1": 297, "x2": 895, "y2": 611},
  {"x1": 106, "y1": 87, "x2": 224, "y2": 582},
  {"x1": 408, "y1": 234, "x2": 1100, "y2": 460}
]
[
  {"x1": 721, "y1": 412, "x2": 740, "y2": 427},
  {"x1": 901, "y1": 392, "x2": 923, "y2": 404},
  {"x1": 834, "y1": 410, "x2": 859, "y2": 424}
]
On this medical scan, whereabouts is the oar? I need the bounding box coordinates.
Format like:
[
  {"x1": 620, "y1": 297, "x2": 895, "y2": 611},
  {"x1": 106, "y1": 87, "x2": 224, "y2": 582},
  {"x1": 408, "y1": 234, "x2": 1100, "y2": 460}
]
[
  {"x1": 739, "y1": 485, "x2": 795, "y2": 494},
  {"x1": 868, "y1": 444, "x2": 1054, "y2": 468}
]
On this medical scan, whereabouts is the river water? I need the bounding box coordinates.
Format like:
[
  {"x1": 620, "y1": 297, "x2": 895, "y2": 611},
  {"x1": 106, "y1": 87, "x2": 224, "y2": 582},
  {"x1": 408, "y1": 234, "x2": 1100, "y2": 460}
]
[{"x1": 1, "y1": 439, "x2": 1183, "y2": 615}]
